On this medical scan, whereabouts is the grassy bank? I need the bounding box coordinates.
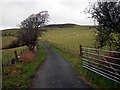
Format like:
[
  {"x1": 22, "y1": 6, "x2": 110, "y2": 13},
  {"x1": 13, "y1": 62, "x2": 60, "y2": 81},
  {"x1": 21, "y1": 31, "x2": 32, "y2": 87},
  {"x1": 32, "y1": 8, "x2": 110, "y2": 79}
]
[
  {"x1": 47, "y1": 43, "x2": 120, "y2": 88},
  {"x1": 2, "y1": 43, "x2": 46, "y2": 89}
]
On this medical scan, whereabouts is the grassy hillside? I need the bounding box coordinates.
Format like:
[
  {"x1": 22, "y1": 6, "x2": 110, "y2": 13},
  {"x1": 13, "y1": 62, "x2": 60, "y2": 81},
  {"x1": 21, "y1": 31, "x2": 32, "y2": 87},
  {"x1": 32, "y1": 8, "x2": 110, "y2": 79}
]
[
  {"x1": 1, "y1": 28, "x2": 20, "y2": 49},
  {"x1": 1, "y1": 24, "x2": 96, "y2": 50},
  {"x1": 39, "y1": 25, "x2": 96, "y2": 49},
  {"x1": 1, "y1": 28, "x2": 20, "y2": 36},
  {"x1": 2, "y1": 36, "x2": 17, "y2": 48}
]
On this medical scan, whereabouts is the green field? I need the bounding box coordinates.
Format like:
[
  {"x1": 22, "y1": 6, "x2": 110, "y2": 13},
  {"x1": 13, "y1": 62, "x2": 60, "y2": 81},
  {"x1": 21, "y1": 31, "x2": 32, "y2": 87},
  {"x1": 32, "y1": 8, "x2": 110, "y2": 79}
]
[
  {"x1": 39, "y1": 25, "x2": 96, "y2": 49},
  {"x1": 2, "y1": 46, "x2": 27, "y2": 68},
  {"x1": 2, "y1": 36, "x2": 17, "y2": 48},
  {"x1": 1, "y1": 28, "x2": 20, "y2": 35},
  {"x1": 1, "y1": 28, "x2": 20, "y2": 49}
]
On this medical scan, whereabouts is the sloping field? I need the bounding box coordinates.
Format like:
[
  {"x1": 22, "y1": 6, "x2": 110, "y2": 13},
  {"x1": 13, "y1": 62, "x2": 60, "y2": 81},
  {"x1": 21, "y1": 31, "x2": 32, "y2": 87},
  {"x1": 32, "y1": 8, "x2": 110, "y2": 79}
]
[
  {"x1": 39, "y1": 25, "x2": 96, "y2": 49},
  {"x1": 2, "y1": 36, "x2": 17, "y2": 48},
  {"x1": 1, "y1": 28, "x2": 20, "y2": 35}
]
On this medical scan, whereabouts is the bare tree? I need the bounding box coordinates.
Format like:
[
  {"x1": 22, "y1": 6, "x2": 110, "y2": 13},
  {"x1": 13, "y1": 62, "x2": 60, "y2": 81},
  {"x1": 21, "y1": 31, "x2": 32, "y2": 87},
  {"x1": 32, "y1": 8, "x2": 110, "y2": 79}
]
[
  {"x1": 85, "y1": 0, "x2": 120, "y2": 51},
  {"x1": 18, "y1": 11, "x2": 49, "y2": 50}
]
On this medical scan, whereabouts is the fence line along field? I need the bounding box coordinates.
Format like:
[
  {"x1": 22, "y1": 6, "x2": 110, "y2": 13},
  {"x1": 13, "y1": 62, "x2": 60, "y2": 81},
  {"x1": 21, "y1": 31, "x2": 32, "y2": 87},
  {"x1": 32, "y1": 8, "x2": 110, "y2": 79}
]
[
  {"x1": 39, "y1": 25, "x2": 96, "y2": 50},
  {"x1": 2, "y1": 46, "x2": 27, "y2": 69}
]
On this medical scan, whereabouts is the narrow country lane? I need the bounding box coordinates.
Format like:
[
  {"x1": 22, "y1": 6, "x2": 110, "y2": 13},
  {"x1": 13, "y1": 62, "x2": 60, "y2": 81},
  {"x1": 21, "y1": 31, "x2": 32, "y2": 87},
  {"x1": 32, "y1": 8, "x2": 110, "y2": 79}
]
[{"x1": 32, "y1": 42, "x2": 92, "y2": 88}]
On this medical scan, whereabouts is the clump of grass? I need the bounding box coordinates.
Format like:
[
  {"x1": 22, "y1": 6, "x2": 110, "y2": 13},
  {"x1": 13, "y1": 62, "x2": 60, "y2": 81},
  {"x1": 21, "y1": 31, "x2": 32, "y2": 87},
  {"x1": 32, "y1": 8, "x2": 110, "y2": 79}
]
[
  {"x1": 19, "y1": 50, "x2": 35, "y2": 62},
  {"x1": 2, "y1": 43, "x2": 46, "y2": 89}
]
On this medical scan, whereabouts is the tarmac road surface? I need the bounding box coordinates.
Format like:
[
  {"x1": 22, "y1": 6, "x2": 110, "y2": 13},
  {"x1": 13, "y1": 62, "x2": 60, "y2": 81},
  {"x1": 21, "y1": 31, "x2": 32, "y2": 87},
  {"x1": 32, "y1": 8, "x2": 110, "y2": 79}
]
[{"x1": 32, "y1": 42, "x2": 92, "y2": 89}]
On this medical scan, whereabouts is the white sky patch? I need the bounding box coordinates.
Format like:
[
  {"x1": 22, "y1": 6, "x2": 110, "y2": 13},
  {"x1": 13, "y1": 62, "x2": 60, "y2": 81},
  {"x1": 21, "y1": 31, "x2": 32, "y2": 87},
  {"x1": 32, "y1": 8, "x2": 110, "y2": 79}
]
[{"x1": 0, "y1": 0, "x2": 96, "y2": 30}]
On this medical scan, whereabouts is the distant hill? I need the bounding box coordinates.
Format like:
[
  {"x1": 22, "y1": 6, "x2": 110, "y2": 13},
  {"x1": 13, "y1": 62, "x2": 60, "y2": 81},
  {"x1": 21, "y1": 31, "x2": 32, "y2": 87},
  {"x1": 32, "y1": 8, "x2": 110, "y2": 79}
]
[
  {"x1": 44, "y1": 23, "x2": 76, "y2": 28},
  {"x1": 1, "y1": 24, "x2": 96, "y2": 36},
  {"x1": 1, "y1": 28, "x2": 20, "y2": 36},
  {"x1": 1, "y1": 28, "x2": 21, "y2": 36}
]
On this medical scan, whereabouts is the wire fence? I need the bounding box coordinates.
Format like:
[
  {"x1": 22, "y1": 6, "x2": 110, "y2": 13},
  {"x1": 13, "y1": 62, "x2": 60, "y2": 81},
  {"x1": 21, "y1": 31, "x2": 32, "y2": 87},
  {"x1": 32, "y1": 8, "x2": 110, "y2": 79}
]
[
  {"x1": 2, "y1": 48, "x2": 28, "y2": 72},
  {"x1": 44, "y1": 40, "x2": 80, "y2": 55},
  {"x1": 43, "y1": 40, "x2": 120, "y2": 83}
]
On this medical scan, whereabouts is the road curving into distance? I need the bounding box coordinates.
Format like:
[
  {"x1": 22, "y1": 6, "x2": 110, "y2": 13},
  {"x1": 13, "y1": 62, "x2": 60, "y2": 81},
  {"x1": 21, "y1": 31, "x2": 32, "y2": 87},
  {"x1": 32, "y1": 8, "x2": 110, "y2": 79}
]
[{"x1": 32, "y1": 42, "x2": 92, "y2": 89}]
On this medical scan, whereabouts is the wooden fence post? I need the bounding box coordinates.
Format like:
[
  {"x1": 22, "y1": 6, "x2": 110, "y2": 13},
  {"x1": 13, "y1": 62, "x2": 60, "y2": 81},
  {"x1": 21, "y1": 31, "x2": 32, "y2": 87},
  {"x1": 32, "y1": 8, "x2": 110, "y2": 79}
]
[
  {"x1": 21, "y1": 50, "x2": 22, "y2": 55},
  {"x1": 80, "y1": 45, "x2": 82, "y2": 56},
  {"x1": 14, "y1": 51, "x2": 18, "y2": 60},
  {"x1": 80, "y1": 45, "x2": 83, "y2": 66},
  {"x1": 23, "y1": 49, "x2": 24, "y2": 53},
  {"x1": 2, "y1": 63, "x2": 4, "y2": 72}
]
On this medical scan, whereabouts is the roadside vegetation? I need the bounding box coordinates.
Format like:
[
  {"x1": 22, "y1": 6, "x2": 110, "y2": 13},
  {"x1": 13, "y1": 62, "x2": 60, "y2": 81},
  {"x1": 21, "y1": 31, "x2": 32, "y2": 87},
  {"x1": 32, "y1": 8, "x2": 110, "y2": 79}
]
[
  {"x1": 47, "y1": 43, "x2": 120, "y2": 88},
  {"x1": 2, "y1": 43, "x2": 46, "y2": 89},
  {"x1": 18, "y1": 11, "x2": 49, "y2": 50}
]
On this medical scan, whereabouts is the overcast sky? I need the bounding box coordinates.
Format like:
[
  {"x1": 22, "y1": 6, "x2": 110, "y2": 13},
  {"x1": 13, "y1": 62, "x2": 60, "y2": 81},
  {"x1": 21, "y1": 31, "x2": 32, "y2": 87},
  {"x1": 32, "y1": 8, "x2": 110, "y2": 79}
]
[{"x1": 0, "y1": 0, "x2": 97, "y2": 30}]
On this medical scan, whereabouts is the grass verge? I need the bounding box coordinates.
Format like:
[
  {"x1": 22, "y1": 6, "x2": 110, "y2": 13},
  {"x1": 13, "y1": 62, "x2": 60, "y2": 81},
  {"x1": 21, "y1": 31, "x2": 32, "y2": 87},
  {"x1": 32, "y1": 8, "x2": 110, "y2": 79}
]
[
  {"x1": 2, "y1": 43, "x2": 46, "y2": 89},
  {"x1": 47, "y1": 43, "x2": 120, "y2": 89}
]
